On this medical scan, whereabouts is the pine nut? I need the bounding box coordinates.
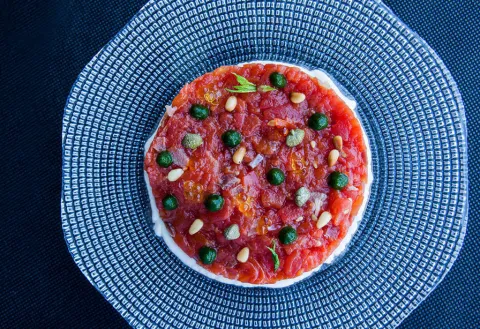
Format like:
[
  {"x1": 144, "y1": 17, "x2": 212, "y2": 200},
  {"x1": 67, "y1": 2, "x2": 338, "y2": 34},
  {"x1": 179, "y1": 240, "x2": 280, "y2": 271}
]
[
  {"x1": 316, "y1": 211, "x2": 332, "y2": 229},
  {"x1": 296, "y1": 216, "x2": 304, "y2": 222},
  {"x1": 236, "y1": 247, "x2": 250, "y2": 263},
  {"x1": 233, "y1": 146, "x2": 246, "y2": 164},
  {"x1": 333, "y1": 136, "x2": 343, "y2": 151},
  {"x1": 310, "y1": 141, "x2": 316, "y2": 148},
  {"x1": 328, "y1": 149, "x2": 340, "y2": 167},
  {"x1": 290, "y1": 92, "x2": 306, "y2": 104},
  {"x1": 167, "y1": 168, "x2": 184, "y2": 181},
  {"x1": 225, "y1": 96, "x2": 237, "y2": 112},
  {"x1": 188, "y1": 219, "x2": 204, "y2": 235}
]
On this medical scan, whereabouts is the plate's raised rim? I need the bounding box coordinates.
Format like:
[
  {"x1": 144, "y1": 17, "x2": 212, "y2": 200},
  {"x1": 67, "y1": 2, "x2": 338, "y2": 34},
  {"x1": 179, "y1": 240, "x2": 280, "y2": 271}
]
[
  {"x1": 379, "y1": 3, "x2": 469, "y2": 326},
  {"x1": 60, "y1": 0, "x2": 468, "y2": 328}
]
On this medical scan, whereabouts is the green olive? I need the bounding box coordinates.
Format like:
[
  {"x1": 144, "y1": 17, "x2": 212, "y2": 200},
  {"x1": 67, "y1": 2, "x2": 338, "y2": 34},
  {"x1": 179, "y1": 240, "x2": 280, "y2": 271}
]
[
  {"x1": 269, "y1": 72, "x2": 287, "y2": 88},
  {"x1": 279, "y1": 226, "x2": 297, "y2": 245},
  {"x1": 156, "y1": 151, "x2": 173, "y2": 168},
  {"x1": 204, "y1": 194, "x2": 225, "y2": 212},
  {"x1": 189, "y1": 104, "x2": 210, "y2": 120},
  {"x1": 199, "y1": 246, "x2": 217, "y2": 265},
  {"x1": 308, "y1": 113, "x2": 328, "y2": 131},
  {"x1": 221, "y1": 130, "x2": 242, "y2": 148},
  {"x1": 327, "y1": 171, "x2": 349, "y2": 190},
  {"x1": 266, "y1": 168, "x2": 285, "y2": 186},
  {"x1": 162, "y1": 194, "x2": 178, "y2": 210}
]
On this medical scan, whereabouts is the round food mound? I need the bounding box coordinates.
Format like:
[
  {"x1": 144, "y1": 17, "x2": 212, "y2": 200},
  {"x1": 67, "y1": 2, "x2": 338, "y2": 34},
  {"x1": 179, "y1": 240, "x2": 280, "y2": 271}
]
[{"x1": 144, "y1": 63, "x2": 368, "y2": 284}]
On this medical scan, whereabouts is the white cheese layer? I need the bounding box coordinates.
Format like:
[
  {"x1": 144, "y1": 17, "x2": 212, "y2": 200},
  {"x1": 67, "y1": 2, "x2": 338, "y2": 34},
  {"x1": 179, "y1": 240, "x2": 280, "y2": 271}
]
[{"x1": 144, "y1": 61, "x2": 373, "y2": 288}]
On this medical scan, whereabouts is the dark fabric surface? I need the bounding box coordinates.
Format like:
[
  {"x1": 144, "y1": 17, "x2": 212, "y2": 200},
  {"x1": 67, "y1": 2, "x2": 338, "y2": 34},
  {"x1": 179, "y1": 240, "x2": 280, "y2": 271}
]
[{"x1": 0, "y1": 0, "x2": 477, "y2": 328}]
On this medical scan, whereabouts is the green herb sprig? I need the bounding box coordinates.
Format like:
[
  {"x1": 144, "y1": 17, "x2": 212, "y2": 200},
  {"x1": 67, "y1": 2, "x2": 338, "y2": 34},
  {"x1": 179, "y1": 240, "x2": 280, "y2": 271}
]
[
  {"x1": 267, "y1": 241, "x2": 280, "y2": 272},
  {"x1": 225, "y1": 73, "x2": 276, "y2": 93},
  {"x1": 258, "y1": 85, "x2": 277, "y2": 92}
]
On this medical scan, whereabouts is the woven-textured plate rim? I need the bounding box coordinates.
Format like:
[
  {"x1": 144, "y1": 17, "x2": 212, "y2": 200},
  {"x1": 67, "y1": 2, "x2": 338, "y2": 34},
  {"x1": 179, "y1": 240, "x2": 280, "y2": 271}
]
[{"x1": 61, "y1": 0, "x2": 468, "y2": 328}]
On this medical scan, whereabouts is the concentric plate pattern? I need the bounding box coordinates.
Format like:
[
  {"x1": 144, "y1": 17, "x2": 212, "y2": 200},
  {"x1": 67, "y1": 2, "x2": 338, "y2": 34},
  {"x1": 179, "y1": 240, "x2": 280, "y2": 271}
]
[{"x1": 61, "y1": 0, "x2": 467, "y2": 328}]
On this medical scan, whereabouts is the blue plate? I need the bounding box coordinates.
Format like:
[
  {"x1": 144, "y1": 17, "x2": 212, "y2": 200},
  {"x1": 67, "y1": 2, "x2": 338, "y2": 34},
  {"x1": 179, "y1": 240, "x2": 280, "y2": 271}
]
[{"x1": 61, "y1": 0, "x2": 468, "y2": 327}]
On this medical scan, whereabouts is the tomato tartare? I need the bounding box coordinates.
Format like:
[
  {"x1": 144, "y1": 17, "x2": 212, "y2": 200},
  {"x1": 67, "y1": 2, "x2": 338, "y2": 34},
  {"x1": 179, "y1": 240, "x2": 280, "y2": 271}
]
[{"x1": 144, "y1": 63, "x2": 368, "y2": 284}]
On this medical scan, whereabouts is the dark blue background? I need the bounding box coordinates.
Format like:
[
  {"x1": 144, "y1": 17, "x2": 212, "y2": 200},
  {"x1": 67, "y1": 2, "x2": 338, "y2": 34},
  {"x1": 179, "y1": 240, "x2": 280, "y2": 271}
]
[{"x1": 1, "y1": 0, "x2": 478, "y2": 328}]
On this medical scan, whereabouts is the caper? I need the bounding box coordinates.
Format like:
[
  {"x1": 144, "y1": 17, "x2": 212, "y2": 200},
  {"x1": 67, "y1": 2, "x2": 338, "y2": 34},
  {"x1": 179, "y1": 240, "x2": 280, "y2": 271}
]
[
  {"x1": 204, "y1": 194, "x2": 225, "y2": 212},
  {"x1": 327, "y1": 171, "x2": 349, "y2": 190},
  {"x1": 308, "y1": 113, "x2": 328, "y2": 131},
  {"x1": 269, "y1": 72, "x2": 287, "y2": 88},
  {"x1": 266, "y1": 168, "x2": 285, "y2": 186},
  {"x1": 162, "y1": 194, "x2": 178, "y2": 210},
  {"x1": 279, "y1": 226, "x2": 297, "y2": 245},
  {"x1": 189, "y1": 104, "x2": 210, "y2": 120},
  {"x1": 156, "y1": 151, "x2": 173, "y2": 168},
  {"x1": 199, "y1": 246, "x2": 216, "y2": 264},
  {"x1": 222, "y1": 130, "x2": 242, "y2": 148}
]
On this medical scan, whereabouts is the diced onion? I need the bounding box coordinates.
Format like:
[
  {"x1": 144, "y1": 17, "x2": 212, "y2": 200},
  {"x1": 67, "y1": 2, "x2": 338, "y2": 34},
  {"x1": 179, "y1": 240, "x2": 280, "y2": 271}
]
[
  {"x1": 267, "y1": 224, "x2": 280, "y2": 231},
  {"x1": 170, "y1": 148, "x2": 189, "y2": 167},
  {"x1": 249, "y1": 154, "x2": 264, "y2": 168},
  {"x1": 311, "y1": 192, "x2": 327, "y2": 217},
  {"x1": 229, "y1": 185, "x2": 243, "y2": 196},
  {"x1": 325, "y1": 226, "x2": 340, "y2": 240},
  {"x1": 152, "y1": 137, "x2": 166, "y2": 151},
  {"x1": 165, "y1": 105, "x2": 177, "y2": 117},
  {"x1": 220, "y1": 175, "x2": 240, "y2": 189}
]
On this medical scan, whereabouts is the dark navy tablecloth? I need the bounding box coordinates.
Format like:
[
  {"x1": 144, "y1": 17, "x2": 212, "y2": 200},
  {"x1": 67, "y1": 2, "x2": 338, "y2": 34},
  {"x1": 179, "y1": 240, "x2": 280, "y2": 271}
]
[{"x1": 1, "y1": 0, "x2": 478, "y2": 328}]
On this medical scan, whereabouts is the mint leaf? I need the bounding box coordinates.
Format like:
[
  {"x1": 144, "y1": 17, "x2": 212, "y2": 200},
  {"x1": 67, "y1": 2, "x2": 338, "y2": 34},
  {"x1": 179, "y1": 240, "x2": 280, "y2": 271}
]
[
  {"x1": 225, "y1": 86, "x2": 256, "y2": 93},
  {"x1": 267, "y1": 241, "x2": 280, "y2": 272},
  {"x1": 232, "y1": 73, "x2": 255, "y2": 86},
  {"x1": 226, "y1": 74, "x2": 276, "y2": 94},
  {"x1": 259, "y1": 85, "x2": 277, "y2": 92},
  {"x1": 225, "y1": 73, "x2": 256, "y2": 93}
]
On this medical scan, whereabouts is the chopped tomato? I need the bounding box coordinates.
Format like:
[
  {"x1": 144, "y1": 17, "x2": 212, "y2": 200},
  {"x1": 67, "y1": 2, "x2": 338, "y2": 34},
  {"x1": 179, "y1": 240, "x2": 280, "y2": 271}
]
[
  {"x1": 260, "y1": 190, "x2": 285, "y2": 209},
  {"x1": 278, "y1": 203, "x2": 304, "y2": 224},
  {"x1": 284, "y1": 250, "x2": 303, "y2": 277},
  {"x1": 145, "y1": 63, "x2": 368, "y2": 284},
  {"x1": 330, "y1": 195, "x2": 353, "y2": 226}
]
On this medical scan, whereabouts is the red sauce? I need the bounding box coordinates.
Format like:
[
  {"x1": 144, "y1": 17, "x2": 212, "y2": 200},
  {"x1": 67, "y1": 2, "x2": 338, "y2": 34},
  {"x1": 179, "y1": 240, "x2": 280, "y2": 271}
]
[{"x1": 145, "y1": 64, "x2": 368, "y2": 284}]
